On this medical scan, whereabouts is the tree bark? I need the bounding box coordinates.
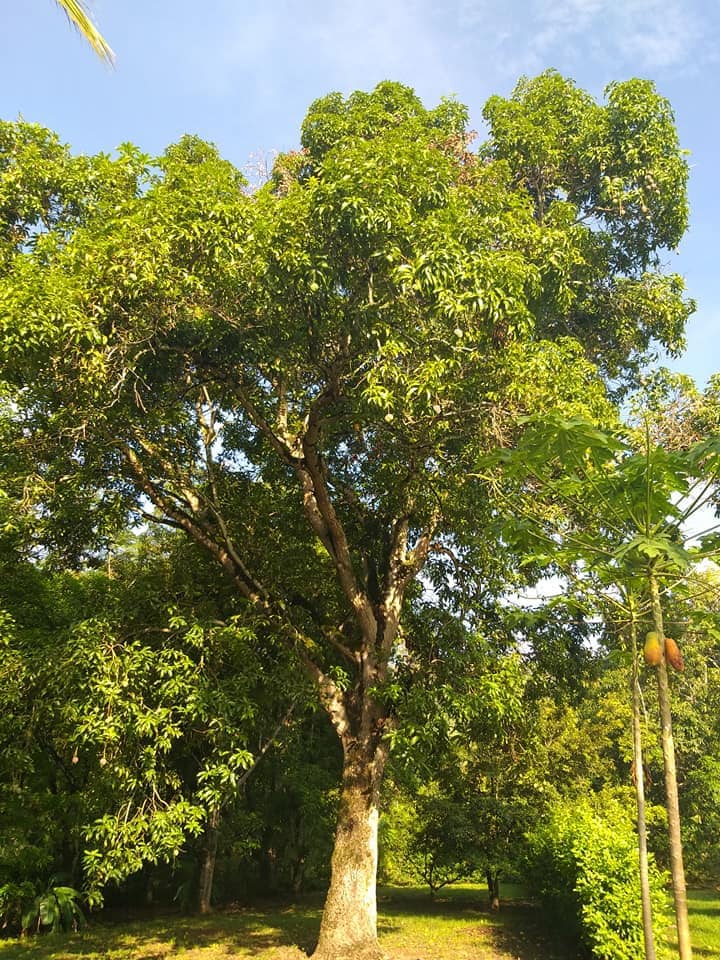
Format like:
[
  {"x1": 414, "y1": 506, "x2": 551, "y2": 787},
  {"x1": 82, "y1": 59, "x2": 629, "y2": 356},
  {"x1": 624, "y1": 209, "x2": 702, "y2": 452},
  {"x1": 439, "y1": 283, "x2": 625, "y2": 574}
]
[
  {"x1": 649, "y1": 572, "x2": 692, "y2": 960},
  {"x1": 198, "y1": 807, "x2": 220, "y2": 915},
  {"x1": 311, "y1": 731, "x2": 388, "y2": 960}
]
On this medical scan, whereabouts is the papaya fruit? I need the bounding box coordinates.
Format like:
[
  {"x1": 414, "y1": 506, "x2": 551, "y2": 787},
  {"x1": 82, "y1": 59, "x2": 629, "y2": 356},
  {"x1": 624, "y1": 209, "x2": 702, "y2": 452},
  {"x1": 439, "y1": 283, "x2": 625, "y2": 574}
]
[
  {"x1": 665, "y1": 636, "x2": 684, "y2": 673},
  {"x1": 643, "y1": 631, "x2": 662, "y2": 667}
]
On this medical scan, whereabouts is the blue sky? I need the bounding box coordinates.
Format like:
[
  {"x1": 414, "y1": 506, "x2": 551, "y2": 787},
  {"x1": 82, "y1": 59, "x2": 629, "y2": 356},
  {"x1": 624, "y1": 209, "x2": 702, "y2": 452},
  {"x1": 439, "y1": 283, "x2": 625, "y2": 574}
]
[{"x1": 2, "y1": 1, "x2": 718, "y2": 385}]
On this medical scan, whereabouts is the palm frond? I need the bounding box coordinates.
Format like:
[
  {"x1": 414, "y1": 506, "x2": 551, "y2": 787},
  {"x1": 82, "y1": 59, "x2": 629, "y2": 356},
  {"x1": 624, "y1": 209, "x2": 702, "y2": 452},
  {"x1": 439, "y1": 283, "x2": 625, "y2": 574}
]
[{"x1": 55, "y1": 0, "x2": 115, "y2": 64}]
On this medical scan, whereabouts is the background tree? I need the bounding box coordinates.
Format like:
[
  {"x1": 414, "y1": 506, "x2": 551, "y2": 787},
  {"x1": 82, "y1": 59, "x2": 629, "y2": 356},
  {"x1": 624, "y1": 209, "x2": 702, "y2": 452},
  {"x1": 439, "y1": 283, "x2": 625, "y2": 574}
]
[
  {"x1": 0, "y1": 530, "x2": 305, "y2": 922},
  {"x1": 381, "y1": 618, "x2": 617, "y2": 909}
]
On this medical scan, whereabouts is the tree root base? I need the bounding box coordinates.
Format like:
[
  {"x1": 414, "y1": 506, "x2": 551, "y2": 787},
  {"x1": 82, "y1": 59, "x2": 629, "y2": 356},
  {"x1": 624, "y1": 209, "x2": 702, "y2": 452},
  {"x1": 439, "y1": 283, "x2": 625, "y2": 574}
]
[{"x1": 310, "y1": 945, "x2": 387, "y2": 960}]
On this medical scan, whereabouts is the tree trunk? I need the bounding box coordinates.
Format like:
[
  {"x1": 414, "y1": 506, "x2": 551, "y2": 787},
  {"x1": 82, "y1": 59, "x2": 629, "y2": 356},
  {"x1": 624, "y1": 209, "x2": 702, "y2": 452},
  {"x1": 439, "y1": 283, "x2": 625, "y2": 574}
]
[
  {"x1": 290, "y1": 807, "x2": 307, "y2": 894},
  {"x1": 649, "y1": 573, "x2": 692, "y2": 960},
  {"x1": 291, "y1": 854, "x2": 306, "y2": 896},
  {"x1": 486, "y1": 869, "x2": 500, "y2": 911},
  {"x1": 198, "y1": 807, "x2": 220, "y2": 915},
  {"x1": 631, "y1": 633, "x2": 656, "y2": 960},
  {"x1": 311, "y1": 734, "x2": 388, "y2": 960}
]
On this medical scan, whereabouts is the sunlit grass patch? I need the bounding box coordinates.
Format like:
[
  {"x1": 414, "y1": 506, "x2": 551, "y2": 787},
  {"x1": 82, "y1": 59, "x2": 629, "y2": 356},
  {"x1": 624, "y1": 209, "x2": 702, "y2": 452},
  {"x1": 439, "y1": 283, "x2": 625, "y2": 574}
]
[{"x1": 0, "y1": 904, "x2": 319, "y2": 960}]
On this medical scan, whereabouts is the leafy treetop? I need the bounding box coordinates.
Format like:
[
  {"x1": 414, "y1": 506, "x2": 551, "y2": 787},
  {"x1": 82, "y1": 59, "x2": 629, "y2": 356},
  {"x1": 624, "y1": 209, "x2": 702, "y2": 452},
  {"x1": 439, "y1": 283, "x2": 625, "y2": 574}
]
[{"x1": 0, "y1": 75, "x2": 693, "y2": 688}]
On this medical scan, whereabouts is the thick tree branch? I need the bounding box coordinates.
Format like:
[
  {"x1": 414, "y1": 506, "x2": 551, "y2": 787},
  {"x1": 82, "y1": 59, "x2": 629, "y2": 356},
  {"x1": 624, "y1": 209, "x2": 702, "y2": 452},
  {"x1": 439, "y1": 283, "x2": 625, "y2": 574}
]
[
  {"x1": 295, "y1": 647, "x2": 351, "y2": 740},
  {"x1": 404, "y1": 513, "x2": 440, "y2": 580},
  {"x1": 235, "y1": 381, "x2": 301, "y2": 464},
  {"x1": 233, "y1": 368, "x2": 377, "y2": 649},
  {"x1": 378, "y1": 509, "x2": 441, "y2": 662},
  {"x1": 301, "y1": 403, "x2": 377, "y2": 645}
]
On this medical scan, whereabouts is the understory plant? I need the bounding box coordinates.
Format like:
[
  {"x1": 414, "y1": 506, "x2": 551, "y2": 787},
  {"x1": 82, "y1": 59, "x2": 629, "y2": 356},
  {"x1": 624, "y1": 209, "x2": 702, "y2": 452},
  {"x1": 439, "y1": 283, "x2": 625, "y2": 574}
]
[{"x1": 20, "y1": 877, "x2": 85, "y2": 935}]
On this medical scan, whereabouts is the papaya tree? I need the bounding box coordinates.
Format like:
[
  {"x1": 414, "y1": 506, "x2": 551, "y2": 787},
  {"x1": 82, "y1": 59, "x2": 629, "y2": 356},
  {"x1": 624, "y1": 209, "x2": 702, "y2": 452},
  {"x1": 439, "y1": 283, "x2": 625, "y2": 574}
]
[
  {"x1": 0, "y1": 73, "x2": 693, "y2": 958},
  {"x1": 484, "y1": 409, "x2": 720, "y2": 960}
]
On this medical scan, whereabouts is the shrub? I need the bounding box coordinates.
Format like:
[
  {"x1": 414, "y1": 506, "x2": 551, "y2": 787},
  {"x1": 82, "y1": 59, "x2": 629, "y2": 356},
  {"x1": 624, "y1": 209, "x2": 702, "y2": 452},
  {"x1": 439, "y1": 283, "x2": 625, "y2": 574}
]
[
  {"x1": 0, "y1": 881, "x2": 35, "y2": 933},
  {"x1": 527, "y1": 792, "x2": 670, "y2": 960}
]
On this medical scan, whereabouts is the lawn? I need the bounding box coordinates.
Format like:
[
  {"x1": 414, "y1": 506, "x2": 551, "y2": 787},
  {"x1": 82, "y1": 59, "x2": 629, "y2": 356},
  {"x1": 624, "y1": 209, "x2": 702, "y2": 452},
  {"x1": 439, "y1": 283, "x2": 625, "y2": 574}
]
[
  {"x1": 667, "y1": 887, "x2": 720, "y2": 960},
  {"x1": 0, "y1": 884, "x2": 717, "y2": 960},
  {"x1": 375, "y1": 884, "x2": 571, "y2": 959}
]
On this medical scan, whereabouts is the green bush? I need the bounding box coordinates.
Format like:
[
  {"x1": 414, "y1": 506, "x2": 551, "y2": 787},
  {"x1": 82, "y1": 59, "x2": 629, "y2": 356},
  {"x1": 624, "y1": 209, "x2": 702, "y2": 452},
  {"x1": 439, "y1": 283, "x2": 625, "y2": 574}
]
[
  {"x1": 0, "y1": 881, "x2": 35, "y2": 932},
  {"x1": 527, "y1": 793, "x2": 670, "y2": 960}
]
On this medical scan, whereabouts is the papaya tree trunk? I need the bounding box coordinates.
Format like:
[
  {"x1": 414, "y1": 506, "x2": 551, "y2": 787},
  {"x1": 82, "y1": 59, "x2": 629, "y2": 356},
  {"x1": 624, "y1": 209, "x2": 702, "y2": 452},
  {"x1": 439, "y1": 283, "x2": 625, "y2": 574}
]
[
  {"x1": 198, "y1": 807, "x2": 220, "y2": 915},
  {"x1": 649, "y1": 572, "x2": 692, "y2": 960},
  {"x1": 311, "y1": 706, "x2": 389, "y2": 960},
  {"x1": 630, "y1": 624, "x2": 656, "y2": 960}
]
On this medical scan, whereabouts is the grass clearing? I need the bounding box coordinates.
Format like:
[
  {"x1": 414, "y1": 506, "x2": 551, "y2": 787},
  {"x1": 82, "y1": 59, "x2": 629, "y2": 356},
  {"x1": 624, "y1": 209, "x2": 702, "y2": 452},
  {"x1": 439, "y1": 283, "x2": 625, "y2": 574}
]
[{"x1": 0, "y1": 884, "x2": 717, "y2": 960}]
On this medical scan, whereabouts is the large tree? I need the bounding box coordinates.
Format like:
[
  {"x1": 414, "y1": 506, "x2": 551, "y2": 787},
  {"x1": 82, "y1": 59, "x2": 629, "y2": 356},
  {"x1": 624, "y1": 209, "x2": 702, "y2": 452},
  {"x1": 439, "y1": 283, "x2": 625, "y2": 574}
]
[{"x1": 0, "y1": 74, "x2": 692, "y2": 958}]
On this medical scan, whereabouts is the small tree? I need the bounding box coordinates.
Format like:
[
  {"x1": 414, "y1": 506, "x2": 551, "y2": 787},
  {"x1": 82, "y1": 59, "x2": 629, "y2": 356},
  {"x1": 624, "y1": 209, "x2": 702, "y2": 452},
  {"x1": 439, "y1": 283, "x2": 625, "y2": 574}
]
[{"x1": 527, "y1": 793, "x2": 670, "y2": 960}]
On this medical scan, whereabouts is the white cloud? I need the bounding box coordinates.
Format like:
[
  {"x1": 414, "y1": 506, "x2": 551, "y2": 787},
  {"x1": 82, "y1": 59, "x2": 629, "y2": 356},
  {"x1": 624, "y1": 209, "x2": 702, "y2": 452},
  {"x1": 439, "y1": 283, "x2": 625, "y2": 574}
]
[
  {"x1": 454, "y1": 0, "x2": 717, "y2": 80},
  {"x1": 172, "y1": 0, "x2": 719, "y2": 130},
  {"x1": 613, "y1": 0, "x2": 704, "y2": 70}
]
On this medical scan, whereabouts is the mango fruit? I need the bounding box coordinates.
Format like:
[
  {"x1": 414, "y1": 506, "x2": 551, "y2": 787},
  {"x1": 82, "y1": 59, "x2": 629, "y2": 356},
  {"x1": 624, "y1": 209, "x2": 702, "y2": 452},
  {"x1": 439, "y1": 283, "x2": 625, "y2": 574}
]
[
  {"x1": 643, "y1": 631, "x2": 662, "y2": 666},
  {"x1": 665, "y1": 636, "x2": 684, "y2": 673}
]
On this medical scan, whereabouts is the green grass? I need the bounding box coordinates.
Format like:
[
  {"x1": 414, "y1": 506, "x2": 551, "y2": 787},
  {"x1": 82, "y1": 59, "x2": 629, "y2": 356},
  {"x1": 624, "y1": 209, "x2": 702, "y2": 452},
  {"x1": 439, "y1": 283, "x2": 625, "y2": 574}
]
[
  {"x1": 376, "y1": 884, "x2": 570, "y2": 959},
  {"x1": 0, "y1": 884, "x2": 717, "y2": 960}
]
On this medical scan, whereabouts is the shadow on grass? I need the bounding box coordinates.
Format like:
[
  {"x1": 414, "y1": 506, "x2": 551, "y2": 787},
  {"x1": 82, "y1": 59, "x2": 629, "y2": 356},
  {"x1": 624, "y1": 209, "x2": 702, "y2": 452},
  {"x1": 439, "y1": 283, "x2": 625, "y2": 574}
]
[
  {"x1": 137, "y1": 903, "x2": 321, "y2": 956},
  {"x1": 487, "y1": 902, "x2": 578, "y2": 960},
  {"x1": 377, "y1": 891, "x2": 485, "y2": 919}
]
